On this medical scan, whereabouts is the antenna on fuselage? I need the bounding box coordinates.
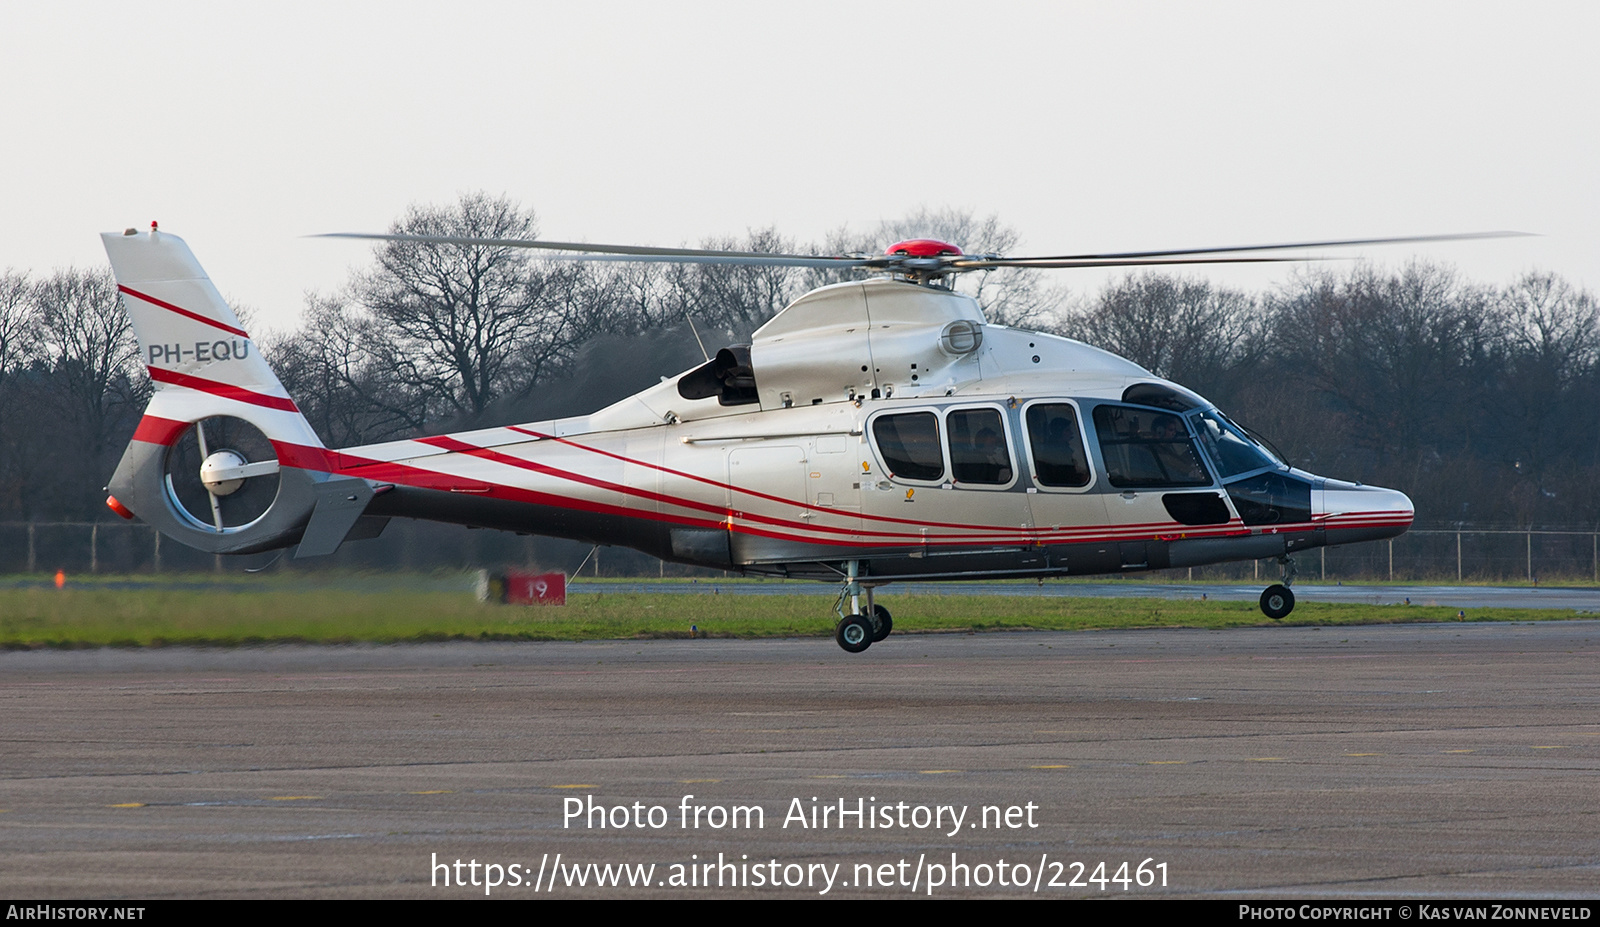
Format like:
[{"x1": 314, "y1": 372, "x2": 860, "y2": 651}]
[{"x1": 683, "y1": 311, "x2": 711, "y2": 363}]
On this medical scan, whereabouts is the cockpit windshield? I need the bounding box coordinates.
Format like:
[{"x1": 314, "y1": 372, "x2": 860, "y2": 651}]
[{"x1": 1190, "y1": 410, "x2": 1279, "y2": 479}]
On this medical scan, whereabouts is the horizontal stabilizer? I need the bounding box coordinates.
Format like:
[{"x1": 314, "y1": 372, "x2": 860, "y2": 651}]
[{"x1": 295, "y1": 479, "x2": 378, "y2": 558}]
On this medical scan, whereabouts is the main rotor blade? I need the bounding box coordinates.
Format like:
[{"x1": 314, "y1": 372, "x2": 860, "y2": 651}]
[
  {"x1": 315, "y1": 231, "x2": 871, "y2": 266},
  {"x1": 483, "y1": 252, "x2": 884, "y2": 269},
  {"x1": 993, "y1": 231, "x2": 1533, "y2": 264},
  {"x1": 953, "y1": 255, "x2": 1326, "y2": 270}
]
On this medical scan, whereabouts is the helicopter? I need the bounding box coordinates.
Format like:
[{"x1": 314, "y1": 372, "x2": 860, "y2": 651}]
[{"x1": 99, "y1": 225, "x2": 1476, "y2": 652}]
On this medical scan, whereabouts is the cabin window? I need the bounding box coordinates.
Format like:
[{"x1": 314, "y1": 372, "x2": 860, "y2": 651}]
[
  {"x1": 1025, "y1": 403, "x2": 1090, "y2": 488},
  {"x1": 872, "y1": 412, "x2": 944, "y2": 481},
  {"x1": 946, "y1": 407, "x2": 1013, "y2": 485},
  {"x1": 1092, "y1": 404, "x2": 1211, "y2": 488}
]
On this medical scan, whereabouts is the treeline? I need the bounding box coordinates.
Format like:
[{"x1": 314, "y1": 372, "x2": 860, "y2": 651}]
[{"x1": 1, "y1": 193, "x2": 1595, "y2": 530}]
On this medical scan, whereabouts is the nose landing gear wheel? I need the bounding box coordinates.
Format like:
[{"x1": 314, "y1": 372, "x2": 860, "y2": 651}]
[
  {"x1": 835, "y1": 614, "x2": 874, "y2": 653},
  {"x1": 1260, "y1": 584, "x2": 1295, "y2": 620},
  {"x1": 870, "y1": 604, "x2": 892, "y2": 642}
]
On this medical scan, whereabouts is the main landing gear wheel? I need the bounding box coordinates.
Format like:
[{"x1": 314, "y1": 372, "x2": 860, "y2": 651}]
[
  {"x1": 835, "y1": 614, "x2": 874, "y2": 653},
  {"x1": 1260, "y1": 584, "x2": 1295, "y2": 620},
  {"x1": 871, "y1": 604, "x2": 892, "y2": 642}
]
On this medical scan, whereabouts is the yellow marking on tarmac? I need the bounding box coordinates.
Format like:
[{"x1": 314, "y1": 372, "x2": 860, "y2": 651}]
[
  {"x1": 268, "y1": 796, "x2": 322, "y2": 801},
  {"x1": 1532, "y1": 745, "x2": 1569, "y2": 750},
  {"x1": 810, "y1": 775, "x2": 848, "y2": 779},
  {"x1": 679, "y1": 779, "x2": 721, "y2": 784},
  {"x1": 1145, "y1": 761, "x2": 1186, "y2": 765},
  {"x1": 919, "y1": 770, "x2": 958, "y2": 775},
  {"x1": 1030, "y1": 765, "x2": 1072, "y2": 769},
  {"x1": 550, "y1": 784, "x2": 597, "y2": 789},
  {"x1": 1444, "y1": 749, "x2": 1475, "y2": 754},
  {"x1": 108, "y1": 803, "x2": 146, "y2": 808},
  {"x1": 1248, "y1": 757, "x2": 1285, "y2": 762},
  {"x1": 408, "y1": 790, "x2": 455, "y2": 795},
  {"x1": 1344, "y1": 753, "x2": 1381, "y2": 757}
]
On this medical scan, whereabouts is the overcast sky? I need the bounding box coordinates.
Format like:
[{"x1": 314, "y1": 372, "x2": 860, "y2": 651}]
[{"x1": 2, "y1": 2, "x2": 1595, "y2": 331}]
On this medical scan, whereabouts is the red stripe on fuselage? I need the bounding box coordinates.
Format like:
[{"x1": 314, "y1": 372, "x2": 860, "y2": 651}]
[
  {"x1": 506, "y1": 425, "x2": 1141, "y2": 536},
  {"x1": 119, "y1": 285, "x2": 251, "y2": 338},
  {"x1": 265, "y1": 436, "x2": 1279, "y2": 551},
  {"x1": 272, "y1": 433, "x2": 1409, "y2": 552},
  {"x1": 416, "y1": 433, "x2": 1047, "y2": 544},
  {"x1": 148, "y1": 367, "x2": 300, "y2": 413}
]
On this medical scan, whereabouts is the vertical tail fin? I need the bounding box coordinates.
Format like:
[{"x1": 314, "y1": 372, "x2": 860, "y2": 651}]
[
  {"x1": 101, "y1": 226, "x2": 371, "y2": 555},
  {"x1": 101, "y1": 225, "x2": 322, "y2": 449}
]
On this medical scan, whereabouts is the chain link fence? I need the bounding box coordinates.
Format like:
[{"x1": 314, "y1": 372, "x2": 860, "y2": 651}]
[{"x1": 5, "y1": 521, "x2": 1598, "y2": 583}]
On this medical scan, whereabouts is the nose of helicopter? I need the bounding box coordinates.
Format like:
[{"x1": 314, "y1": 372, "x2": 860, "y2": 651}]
[{"x1": 1316, "y1": 478, "x2": 1415, "y2": 544}]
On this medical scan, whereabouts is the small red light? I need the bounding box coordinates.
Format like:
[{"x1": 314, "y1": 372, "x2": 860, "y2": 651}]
[
  {"x1": 106, "y1": 495, "x2": 134, "y2": 520},
  {"x1": 151, "y1": 220, "x2": 158, "y2": 230},
  {"x1": 885, "y1": 239, "x2": 962, "y2": 258}
]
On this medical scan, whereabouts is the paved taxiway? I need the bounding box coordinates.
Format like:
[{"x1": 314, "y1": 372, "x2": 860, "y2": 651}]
[
  {"x1": 584, "y1": 580, "x2": 1600, "y2": 611},
  {"x1": 4, "y1": 621, "x2": 1598, "y2": 898}
]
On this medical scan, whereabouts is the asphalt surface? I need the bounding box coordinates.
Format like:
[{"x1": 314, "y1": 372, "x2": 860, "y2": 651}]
[
  {"x1": 579, "y1": 580, "x2": 1600, "y2": 611},
  {"x1": 3, "y1": 622, "x2": 1598, "y2": 899}
]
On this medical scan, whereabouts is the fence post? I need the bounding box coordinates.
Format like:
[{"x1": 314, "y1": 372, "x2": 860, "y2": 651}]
[
  {"x1": 1527, "y1": 530, "x2": 1532, "y2": 582},
  {"x1": 153, "y1": 528, "x2": 161, "y2": 573},
  {"x1": 26, "y1": 522, "x2": 35, "y2": 574},
  {"x1": 1457, "y1": 531, "x2": 1462, "y2": 581},
  {"x1": 90, "y1": 524, "x2": 98, "y2": 574},
  {"x1": 1388, "y1": 538, "x2": 1394, "y2": 581},
  {"x1": 1320, "y1": 546, "x2": 1326, "y2": 581}
]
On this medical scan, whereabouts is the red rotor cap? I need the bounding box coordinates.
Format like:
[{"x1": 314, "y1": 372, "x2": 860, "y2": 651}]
[{"x1": 885, "y1": 239, "x2": 963, "y2": 257}]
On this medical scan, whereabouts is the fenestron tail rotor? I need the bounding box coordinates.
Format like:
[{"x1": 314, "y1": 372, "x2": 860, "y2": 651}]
[{"x1": 165, "y1": 416, "x2": 282, "y2": 532}]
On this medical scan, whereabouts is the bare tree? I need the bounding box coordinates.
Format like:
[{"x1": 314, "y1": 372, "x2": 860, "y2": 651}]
[
  {"x1": 22, "y1": 267, "x2": 146, "y2": 517},
  {"x1": 1066, "y1": 274, "x2": 1262, "y2": 383},
  {"x1": 267, "y1": 295, "x2": 431, "y2": 445},
  {"x1": 357, "y1": 193, "x2": 547, "y2": 420},
  {"x1": 662, "y1": 227, "x2": 809, "y2": 338},
  {"x1": 1266, "y1": 263, "x2": 1494, "y2": 503},
  {"x1": 0, "y1": 270, "x2": 38, "y2": 387},
  {"x1": 34, "y1": 268, "x2": 145, "y2": 444}
]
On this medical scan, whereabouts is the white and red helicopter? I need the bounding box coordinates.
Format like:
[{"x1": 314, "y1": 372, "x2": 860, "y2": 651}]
[{"x1": 100, "y1": 225, "x2": 1462, "y2": 652}]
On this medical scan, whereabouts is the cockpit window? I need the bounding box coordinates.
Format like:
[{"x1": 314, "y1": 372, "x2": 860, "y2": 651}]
[
  {"x1": 1190, "y1": 410, "x2": 1278, "y2": 479},
  {"x1": 1092, "y1": 404, "x2": 1211, "y2": 488},
  {"x1": 872, "y1": 412, "x2": 944, "y2": 481}
]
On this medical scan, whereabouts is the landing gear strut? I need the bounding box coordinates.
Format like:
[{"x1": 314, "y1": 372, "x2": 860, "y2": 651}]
[
  {"x1": 1259, "y1": 555, "x2": 1296, "y2": 620},
  {"x1": 833, "y1": 560, "x2": 891, "y2": 652}
]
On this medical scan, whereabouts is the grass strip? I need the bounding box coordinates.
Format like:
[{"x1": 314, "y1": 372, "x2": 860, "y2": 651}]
[{"x1": 0, "y1": 587, "x2": 1587, "y2": 649}]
